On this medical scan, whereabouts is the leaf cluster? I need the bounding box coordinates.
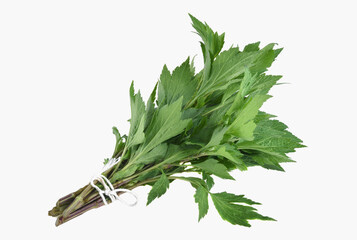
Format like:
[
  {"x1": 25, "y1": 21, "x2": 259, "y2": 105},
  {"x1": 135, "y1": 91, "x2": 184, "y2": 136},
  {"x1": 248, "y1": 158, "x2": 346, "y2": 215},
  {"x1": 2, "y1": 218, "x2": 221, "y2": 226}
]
[{"x1": 107, "y1": 14, "x2": 305, "y2": 227}]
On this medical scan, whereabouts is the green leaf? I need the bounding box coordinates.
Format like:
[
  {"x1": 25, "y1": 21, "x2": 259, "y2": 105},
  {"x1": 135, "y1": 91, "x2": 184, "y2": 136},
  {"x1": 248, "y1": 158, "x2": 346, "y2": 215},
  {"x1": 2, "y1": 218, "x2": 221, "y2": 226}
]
[
  {"x1": 112, "y1": 164, "x2": 139, "y2": 181},
  {"x1": 242, "y1": 152, "x2": 291, "y2": 171},
  {"x1": 238, "y1": 143, "x2": 293, "y2": 162},
  {"x1": 127, "y1": 82, "x2": 146, "y2": 147},
  {"x1": 157, "y1": 65, "x2": 171, "y2": 105},
  {"x1": 243, "y1": 42, "x2": 260, "y2": 52},
  {"x1": 194, "y1": 158, "x2": 234, "y2": 180},
  {"x1": 205, "y1": 126, "x2": 228, "y2": 148},
  {"x1": 213, "y1": 192, "x2": 261, "y2": 205},
  {"x1": 147, "y1": 172, "x2": 170, "y2": 205},
  {"x1": 189, "y1": 14, "x2": 225, "y2": 61},
  {"x1": 237, "y1": 118, "x2": 305, "y2": 171},
  {"x1": 111, "y1": 127, "x2": 125, "y2": 157},
  {"x1": 206, "y1": 145, "x2": 246, "y2": 170},
  {"x1": 139, "y1": 97, "x2": 190, "y2": 155},
  {"x1": 211, "y1": 192, "x2": 275, "y2": 227},
  {"x1": 197, "y1": 43, "x2": 280, "y2": 100},
  {"x1": 202, "y1": 49, "x2": 212, "y2": 87},
  {"x1": 127, "y1": 115, "x2": 145, "y2": 148},
  {"x1": 145, "y1": 83, "x2": 158, "y2": 129},
  {"x1": 158, "y1": 58, "x2": 196, "y2": 107},
  {"x1": 163, "y1": 144, "x2": 197, "y2": 164},
  {"x1": 189, "y1": 55, "x2": 196, "y2": 74},
  {"x1": 188, "y1": 117, "x2": 216, "y2": 147},
  {"x1": 249, "y1": 43, "x2": 277, "y2": 74},
  {"x1": 249, "y1": 74, "x2": 282, "y2": 95},
  {"x1": 254, "y1": 111, "x2": 276, "y2": 123},
  {"x1": 227, "y1": 94, "x2": 271, "y2": 141},
  {"x1": 189, "y1": 14, "x2": 225, "y2": 95},
  {"x1": 202, "y1": 172, "x2": 215, "y2": 190},
  {"x1": 225, "y1": 70, "x2": 252, "y2": 116},
  {"x1": 174, "y1": 176, "x2": 208, "y2": 189},
  {"x1": 194, "y1": 186, "x2": 209, "y2": 221},
  {"x1": 253, "y1": 119, "x2": 305, "y2": 153},
  {"x1": 197, "y1": 47, "x2": 246, "y2": 97},
  {"x1": 134, "y1": 143, "x2": 168, "y2": 165},
  {"x1": 196, "y1": 49, "x2": 248, "y2": 97},
  {"x1": 137, "y1": 169, "x2": 161, "y2": 182},
  {"x1": 237, "y1": 119, "x2": 305, "y2": 155}
]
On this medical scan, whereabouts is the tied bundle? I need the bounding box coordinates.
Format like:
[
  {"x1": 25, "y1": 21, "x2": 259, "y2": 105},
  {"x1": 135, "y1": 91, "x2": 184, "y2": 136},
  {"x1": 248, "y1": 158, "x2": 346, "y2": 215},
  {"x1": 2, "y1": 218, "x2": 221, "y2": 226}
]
[{"x1": 49, "y1": 14, "x2": 305, "y2": 227}]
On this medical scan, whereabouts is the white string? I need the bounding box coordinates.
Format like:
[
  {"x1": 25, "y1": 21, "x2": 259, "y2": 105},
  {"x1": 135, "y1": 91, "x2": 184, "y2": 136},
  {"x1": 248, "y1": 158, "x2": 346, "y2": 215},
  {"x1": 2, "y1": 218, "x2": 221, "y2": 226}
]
[{"x1": 90, "y1": 158, "x2": 138, "y2": 206}]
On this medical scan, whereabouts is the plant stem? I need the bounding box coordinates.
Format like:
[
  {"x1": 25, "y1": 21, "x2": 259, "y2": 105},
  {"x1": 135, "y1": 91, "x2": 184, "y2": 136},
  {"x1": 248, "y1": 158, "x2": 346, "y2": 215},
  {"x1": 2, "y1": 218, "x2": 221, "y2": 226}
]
[
  {"x1": 61, "y1": 183, "x2": 93, "y2": 218},
  {"x1": 58, "y1": 158, "x2": 126, "y2": 218},
  {"x1": 54, "y1": 165, "x2": 202, "y2": 226},
  {"x1": 51, "y1": 154, "x2": 204, "y2": 224},
  {"x1": 55, "y1": 177, "x2": 156, "y2": 226},
  {"x1": 56, "y1": 198, "x2": 105, "y2": 226},
  {"x1": 77, "y1": 179, "x2": 132, "y2": 208},
  {"x1": 57, "y1": 185, "x2": 87, "y2": 207}
]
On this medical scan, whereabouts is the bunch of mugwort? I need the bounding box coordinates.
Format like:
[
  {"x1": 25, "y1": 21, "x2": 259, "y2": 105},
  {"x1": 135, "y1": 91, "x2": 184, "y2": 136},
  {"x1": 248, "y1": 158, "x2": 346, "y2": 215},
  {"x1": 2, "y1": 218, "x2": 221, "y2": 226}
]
[{"x1": 49, "y1": 14, "x2": 305, "y2": 227}]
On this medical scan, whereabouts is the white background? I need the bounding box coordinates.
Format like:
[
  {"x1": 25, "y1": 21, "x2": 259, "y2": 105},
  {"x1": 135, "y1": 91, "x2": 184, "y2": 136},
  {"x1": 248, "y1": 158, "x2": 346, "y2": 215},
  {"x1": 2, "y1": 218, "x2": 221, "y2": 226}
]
[{"x1": 1, "y1": 0, "x2": 356, "y2": 239}]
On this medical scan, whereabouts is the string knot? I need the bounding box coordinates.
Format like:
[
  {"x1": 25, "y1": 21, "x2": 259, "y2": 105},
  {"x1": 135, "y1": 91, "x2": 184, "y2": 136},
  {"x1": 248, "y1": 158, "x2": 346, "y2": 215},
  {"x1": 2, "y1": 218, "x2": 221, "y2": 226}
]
[{"x1": 90, "y1": 158, "x2": 138, "y2": 206}]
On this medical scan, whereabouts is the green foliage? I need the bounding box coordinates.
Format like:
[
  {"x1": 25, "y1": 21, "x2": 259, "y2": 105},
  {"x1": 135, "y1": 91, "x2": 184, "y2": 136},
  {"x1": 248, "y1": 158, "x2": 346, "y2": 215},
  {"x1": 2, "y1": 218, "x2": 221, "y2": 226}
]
[
  {"x1": 147, "y1": 172, "x2": 170, "y2": 205},
  {"x1": 107, "y1": 14, "x2": 305, "y2": 227},
  {"x1": 126, "y1": 82, "x2": 146, "y2": 149},
  {"x1": 193, "y1": 158, "x2": 234, "y2": 180},
  {"x1": 194, "y1": 186, "x2": 209, "y2": 221},
  {"x1": 202, "y1": 172, "x2": 214, "y2": 190},
  {"x1": 189, "y1": 14, "x2": 225, "y2": 62},
  {"x1": 158, "y1": 58, "x2": 196, "y2": 106},
  {"x1": 139, "y1": 97, "x2": 190, "y2": 155},
  {"x1": 211, "y1": 192, "x2": 275, "y2": 227},
  {"x1": 111, "y1": 126, "x2": 125, "y2": 157}
]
